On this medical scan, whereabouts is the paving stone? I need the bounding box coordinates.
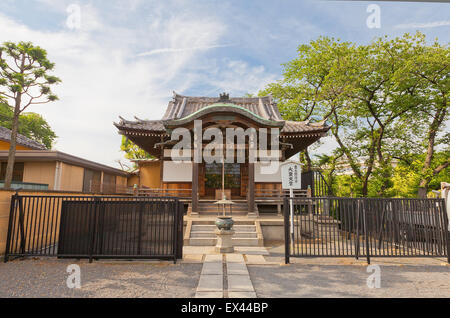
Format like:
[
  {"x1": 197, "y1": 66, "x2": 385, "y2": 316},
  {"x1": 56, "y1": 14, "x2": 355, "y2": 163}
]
[
  {"x1": 202, "y1": 262, "x2": 223, "y2": 275},
  {"x1": 182, "y1": 254, "x2": 204, "y2": 264},
  {"x1": 245, "y1": 255, "x2": 268, "y2": 265},
  {"x1": 228, "y1": 291, "x2": 257, "y2": 298},
  {"x1": 235, "y1": 247, "x2": 270, "y2": 255},
  {"x1": 228, "y1": 274, "x2": 254, "y2": 292},
  {"x1": 227, "y1": 262, "x2": 249, "y2": 275},
  {"x1": 183, "y1": 246, "x2": 216, "y2": 255},
  {"x1": 195, "y1": 291, "x2": 223, "y2": 298},
  {"x1": 205, "y1": 254, "x2": 223, "y2": 263},
  {"x1": 226, "y1": 254, "x2": 245, "y2": 263},
  {"x1": 197, "y1": 274, "x2": 223, "y2": 292}
]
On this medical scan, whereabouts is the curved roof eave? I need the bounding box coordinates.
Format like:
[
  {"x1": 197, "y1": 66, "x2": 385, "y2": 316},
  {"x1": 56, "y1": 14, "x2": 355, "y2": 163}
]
[{"x1": 163, "y1": 103, "x2": 285, "y2": 128}]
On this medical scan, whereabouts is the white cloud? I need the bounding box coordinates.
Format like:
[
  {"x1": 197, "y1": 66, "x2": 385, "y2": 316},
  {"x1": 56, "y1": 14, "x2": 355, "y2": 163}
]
[
  {"x1": 394, "y1": 20, "x2": 450, "y2": 29},
  {"x1": 137, "y1": 43, "x2": 234, "y2": 57},
  {"x1": 0, "y1": 4, "x2": 277, "y2": 168}
]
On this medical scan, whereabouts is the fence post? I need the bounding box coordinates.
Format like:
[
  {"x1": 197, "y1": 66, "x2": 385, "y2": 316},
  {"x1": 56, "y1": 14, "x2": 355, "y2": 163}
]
[
  {"x1": 176, "y1": 201, "x2": 184, "y2": 261},
  {"x1": 355, "y1": 200, "x2": 360, "y2": 260},
  {"x1": 363, "y1": 200, "x2": 371, "y2": 264},
  {"x1": 88, "y1": 198, "x2": 100, "y2": 263},
  {"x1": 3, "y1": 193, "x2": 18, "y2": 263},
  {"x1": 17, "y1": 196, "x2": 26, "y2": 255},
  {"x1": 441, "y1": 199, "x2": 450, "y2": 264},
  {"x1": 137, "y1": 200, "x2": 144, "y2": 256},
  {"x1": 284, "y1": 197, "x2": 290, "y2": 264}
]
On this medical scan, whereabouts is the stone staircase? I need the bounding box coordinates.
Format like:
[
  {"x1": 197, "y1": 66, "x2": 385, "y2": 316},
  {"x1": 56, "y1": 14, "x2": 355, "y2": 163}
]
[
  {"x1": 189, "y1": 200, "x2": 258, "y2": 217},
  {"x1": 186, "y1": 220, "x2": 264, "y2": 247}
]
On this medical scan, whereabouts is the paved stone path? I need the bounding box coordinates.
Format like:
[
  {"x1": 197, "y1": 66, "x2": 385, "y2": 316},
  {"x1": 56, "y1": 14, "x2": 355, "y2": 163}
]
[{"x1": 194, "y1": 249, "x2": 269, "y2": 298}]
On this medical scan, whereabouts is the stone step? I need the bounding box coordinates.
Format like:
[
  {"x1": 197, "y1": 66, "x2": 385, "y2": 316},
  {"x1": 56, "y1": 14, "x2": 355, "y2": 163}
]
[
  {"x1": 197, "y1": 208, "x2": 250, "y2": 213},
  {"x1": 197, "y1": 208, "x2": 250, "y2": 212},
  {"x1": 197, "y1": 211, "x2": 250, "y2": 214},
  {"x1": 189, "y1": 237, "x2": 260, "y2": 247},
  {"x1": 190, "y1": 231, "x2": 257, "y2": 238},
  {"x1": 191, "y1": 225, "x2": 256, "y2": 232},
  {"x1": 197, "y1": 205, "x2": 250, "y2": 208}
]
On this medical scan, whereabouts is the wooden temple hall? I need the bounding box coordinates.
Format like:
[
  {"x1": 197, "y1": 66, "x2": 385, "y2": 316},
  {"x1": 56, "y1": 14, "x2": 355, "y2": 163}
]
[{"x1": 115, "y1": 93, "x2": 330, "y2": 217}]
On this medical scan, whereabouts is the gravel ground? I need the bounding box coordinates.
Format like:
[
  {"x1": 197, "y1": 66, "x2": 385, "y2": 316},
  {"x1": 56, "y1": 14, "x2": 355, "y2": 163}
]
[
  {"x1": 0, "y1": 258, "x2": 202, "y2": 298},
  {"x1": 248, "y1": 264, "x2": 450, "y2": 298}
]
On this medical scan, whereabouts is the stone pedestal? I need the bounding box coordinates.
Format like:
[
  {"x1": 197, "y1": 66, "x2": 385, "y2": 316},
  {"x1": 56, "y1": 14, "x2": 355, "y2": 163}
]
[{"x1": 215, "y1": 229, "x2": 235, "y2": 253}]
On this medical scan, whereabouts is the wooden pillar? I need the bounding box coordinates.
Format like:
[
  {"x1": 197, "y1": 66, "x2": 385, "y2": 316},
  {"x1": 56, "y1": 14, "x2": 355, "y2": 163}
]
[
  {"x1": 192, "y1": 162, "x2": 199, "y2": 213},
  {"x1": 248, "y1": 162, "x2": 255, "y2": 213}
]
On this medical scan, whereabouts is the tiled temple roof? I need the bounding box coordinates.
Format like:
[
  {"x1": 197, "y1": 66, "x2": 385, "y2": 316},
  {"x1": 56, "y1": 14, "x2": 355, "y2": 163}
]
[
  {"x1": 163, "y1": 93, "x2": 283, "y2": 121},
  {"x1": 114, "y1": 92, "x2": 330, "y2": 135}
]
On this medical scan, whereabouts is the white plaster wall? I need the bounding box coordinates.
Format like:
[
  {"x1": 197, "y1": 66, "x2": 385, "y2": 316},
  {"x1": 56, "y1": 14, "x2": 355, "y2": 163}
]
[
  {"x1": 163, "y1": 161, "x2": 193, "y2": 182},
  {"x1": 255, "y1": 162, "x2": 282, "y2": 182}
]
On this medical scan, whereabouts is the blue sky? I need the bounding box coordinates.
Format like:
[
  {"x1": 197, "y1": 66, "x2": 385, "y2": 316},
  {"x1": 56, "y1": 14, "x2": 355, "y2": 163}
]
[{"x1": 0, "y1": 0, "x2": 449, "y2": 167}]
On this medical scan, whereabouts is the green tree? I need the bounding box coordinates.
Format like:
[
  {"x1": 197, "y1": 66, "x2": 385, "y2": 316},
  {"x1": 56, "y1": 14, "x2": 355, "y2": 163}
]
[
  {"x1": 262, "y1": 32, "x2": 448, "y2": 197},
  {"x1": 120, "y1": 136, "x2": 153, "y2": 161},
  {"x1": 393, "y1": 37, "x2": 449, "y2": 197},
  {"x1": 0, "y1": 42, "x2": 61, "y2": 188},
  {"x1": 0, "y1": 102, "x2": 56, "y2": 148}
]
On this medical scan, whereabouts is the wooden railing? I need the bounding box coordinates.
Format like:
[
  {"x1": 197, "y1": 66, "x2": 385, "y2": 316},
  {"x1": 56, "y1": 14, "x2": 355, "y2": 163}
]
[
  {"x1": 136, "y1": 188, "x2": 192, "y2": 199},
  {"x1": 89, "y1": 181, "x2": 133, "y2": 195},
  {"x1": 255, "y1": 188, "x2": 311, "y2": 201}
]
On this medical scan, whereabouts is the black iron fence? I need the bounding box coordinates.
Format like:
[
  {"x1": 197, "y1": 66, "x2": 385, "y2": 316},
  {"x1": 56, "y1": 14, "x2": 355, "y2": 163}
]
[
  {"x1": 284, "y1": 197, "x2": 450, "y2": 264},
  {"x1": 4, "y1": 195, "x2": 184, "y2": 263},
  {"x1": 301, "y1": 171, "x2": 332, "y2": 197}
]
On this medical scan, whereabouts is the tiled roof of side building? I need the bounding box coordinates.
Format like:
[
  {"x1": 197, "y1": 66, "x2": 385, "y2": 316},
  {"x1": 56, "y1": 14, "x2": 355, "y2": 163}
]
[{"x1": 0, "y1": 126, "x2": 47, "y2": 150}]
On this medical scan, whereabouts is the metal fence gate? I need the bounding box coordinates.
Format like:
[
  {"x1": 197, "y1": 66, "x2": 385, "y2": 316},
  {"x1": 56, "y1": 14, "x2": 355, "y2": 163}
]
[
  {"x1": 4, "y1": 195, "x2": 184, "y2": 263},
  {"x1": 284, "y1": 197, "x2": 450, "y2": 264}
]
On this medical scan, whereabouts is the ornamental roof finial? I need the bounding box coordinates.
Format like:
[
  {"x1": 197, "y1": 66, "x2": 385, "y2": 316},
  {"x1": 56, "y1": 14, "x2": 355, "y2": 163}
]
[{"x1": 218, "y1": 92, "x2": 230, "y2": 102}]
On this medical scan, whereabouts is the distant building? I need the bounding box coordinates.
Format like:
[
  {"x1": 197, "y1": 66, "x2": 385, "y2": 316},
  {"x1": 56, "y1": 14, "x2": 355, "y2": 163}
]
[
  {"x1": 0, "y1": 126, "x2": 47, "y2": 151},
  {"x1": 0, "y1": 126, "x2": 128, "y2": 193}
]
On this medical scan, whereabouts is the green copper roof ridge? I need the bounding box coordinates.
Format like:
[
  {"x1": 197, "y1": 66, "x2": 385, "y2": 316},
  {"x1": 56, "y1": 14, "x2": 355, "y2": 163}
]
[{"x1": 169, "y1": 103, "x2": 282, "y2": 125}]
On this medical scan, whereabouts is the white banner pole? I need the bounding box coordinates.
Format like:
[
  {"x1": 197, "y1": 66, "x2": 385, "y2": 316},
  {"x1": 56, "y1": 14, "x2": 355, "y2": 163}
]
[{"x1": 290, "y1": 188, "x2": 294, "y2": 235}]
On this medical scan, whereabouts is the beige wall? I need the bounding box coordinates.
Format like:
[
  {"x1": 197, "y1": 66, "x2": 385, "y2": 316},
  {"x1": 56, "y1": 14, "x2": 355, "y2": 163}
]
[
  {"x1": 116, "y1": 175, "x2": 128, "y2": 194},
  {"x1": 127, "y1": 175, "x2": 139, "y2": 187},
  {"x1": 59, "y1": 162, "x2": 84, "y2": 192},
  {"x1": 0, "y1": 191, "x2": 11, "y2": 256},
  {"x1": 116, "y1": 175, "x2": 127, "y2": 188},
  {"x1": 139, "y1": 161, "x2": 161, "y2": 188},
  {"x1": 0, "y1": 140, "x2": 33, "y2": 151},
  {"x1": 23, "y1": 162, "x2": 56, "y2": 189}
]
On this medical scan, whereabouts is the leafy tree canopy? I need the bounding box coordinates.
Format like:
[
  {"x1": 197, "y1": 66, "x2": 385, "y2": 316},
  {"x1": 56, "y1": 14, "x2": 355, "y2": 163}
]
[
  {"x1": 0, "y1": 102, "x2": 56, "y2": 148},
  {"x1": 261, "y1": 32, "x2": 449, "y2": 197},
  {"x1": 120, "y1": 136, "x2": 153, "y2": 161}
]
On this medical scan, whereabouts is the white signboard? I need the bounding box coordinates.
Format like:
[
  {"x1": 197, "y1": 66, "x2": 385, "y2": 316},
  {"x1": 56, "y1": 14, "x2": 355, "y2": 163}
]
[
  {"x1": 281, "y1": 162, "x2": 302, "y2": 189},
  {"x1": 281, "y1": 162, "x2": 302, "y2": 237}
]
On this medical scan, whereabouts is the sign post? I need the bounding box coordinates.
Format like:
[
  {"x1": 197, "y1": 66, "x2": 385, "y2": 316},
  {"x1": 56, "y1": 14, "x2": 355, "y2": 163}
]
[{"x1": 281, "y1": 162, "x2": 302, "y2": 246}]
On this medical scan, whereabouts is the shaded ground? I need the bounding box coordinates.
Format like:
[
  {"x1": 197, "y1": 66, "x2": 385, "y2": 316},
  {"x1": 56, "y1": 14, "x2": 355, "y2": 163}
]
[
  {"x1": 248, "y1": 264, "x2": 450, "y2": 298},
  {"x1": 0, "y1": 258, "x2": 201, "y2": 298},
  {"x1": 249, "y1": 244, "x2": 450, "y2": 298}
]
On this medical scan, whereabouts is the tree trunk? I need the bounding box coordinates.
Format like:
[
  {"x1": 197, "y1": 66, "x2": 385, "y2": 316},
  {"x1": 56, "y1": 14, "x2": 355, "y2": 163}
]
[
  {"x1": 299, "y1": 149, "x2": 312, "y2": 172},
  {"x1": 418, "y1": 106, "x2": 446, "y2": 198},
  {"x1": 4, "y1": 96, "x2": 21, "y2": 189}
]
